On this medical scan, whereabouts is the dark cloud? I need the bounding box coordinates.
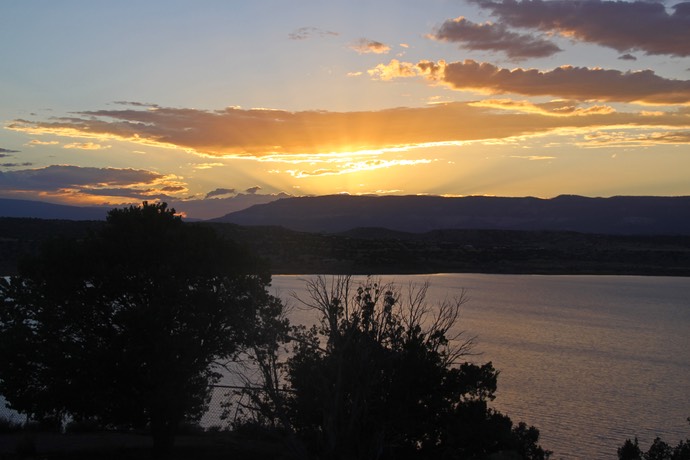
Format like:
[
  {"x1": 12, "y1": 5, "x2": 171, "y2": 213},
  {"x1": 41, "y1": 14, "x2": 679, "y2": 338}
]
[
  {"x1": 288, "y1": 26, "x2": 339, "y2": 40},
  {"x1": 0, "y1": 148, "x2": 20, "y2": 155},
  {"x1": 442, "y1": 60, "x2": 690, "y2": 104},
  {"x1": 432, "y1": 16, "x2": 561, "y2": 59},
  {"x1": 0, "y1": 165, "x2": 165, "y2": 193},
  {"x1": 77, "y1": 187, "x2": 165, "y2": 200},
  {"x1": 113, "y1": 101, "x2": 160, "y2": 108},
  {"x1": 161, "y1": 185, "x2": 187, "y2": 193},
  {"x1": 349, "y1": 38, "x2": 391, "y2": 54},
  {"x1": 618, "y1": 53, "x2": 637, "y2": 61},
  {"x1": 205, "y1": 188, "x2": 237, "y2": 199},
  {"x1": 0, "y1": 162, "x2": 33, "y2": 168},
  {"x1": 372, "y1": 59, "x2": 690, "y2": 104},
  {"x1": 245, "y1": 186, "x2": 261, "y2": 194},
  {"x1": 472, "y1": 0, "x2": 690, "y2": 57}
]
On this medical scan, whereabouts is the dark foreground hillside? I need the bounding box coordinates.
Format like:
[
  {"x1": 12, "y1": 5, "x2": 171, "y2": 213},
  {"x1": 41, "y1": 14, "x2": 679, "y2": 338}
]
[
  {"x1": 2, "y1": 217, "x2": 689, "y2": 276},
  {"x1": 208, "y1": 224, "x2": 690, "y2": 276},
  {"x1": 0, "y1": 430, "x2": 287, "y2": 460}
]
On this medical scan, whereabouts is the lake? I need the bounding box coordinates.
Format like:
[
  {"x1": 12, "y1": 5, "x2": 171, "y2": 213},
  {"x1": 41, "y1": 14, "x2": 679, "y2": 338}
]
[
  {"x1": 2, "y1": 274, "x2": 687, "y2": 458},
  {"x1": 270, "y1": 274, "x2": 690, "y2": 460}
]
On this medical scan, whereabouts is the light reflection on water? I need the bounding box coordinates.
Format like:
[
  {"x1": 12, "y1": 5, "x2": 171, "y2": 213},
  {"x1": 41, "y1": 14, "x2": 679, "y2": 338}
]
[{"x1": 272, "y1": 274, "x2": 690, "y2": 460}]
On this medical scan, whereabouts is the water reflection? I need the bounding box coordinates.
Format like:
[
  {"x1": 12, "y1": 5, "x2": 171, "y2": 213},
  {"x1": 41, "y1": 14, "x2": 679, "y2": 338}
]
[{"x1": 271, "y1": 274, "x2": 690, "y2": 460}]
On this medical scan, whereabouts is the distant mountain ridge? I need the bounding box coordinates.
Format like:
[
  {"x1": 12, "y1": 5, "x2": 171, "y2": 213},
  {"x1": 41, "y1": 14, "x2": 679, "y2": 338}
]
[
  {"x1": 212, "y1": 195, "x2": 690, "y2": 235},
  {"x1": 0, "y1": 193, "x2": 292, "y2": 221},
  {"x1": 0, "y1": 198, "x2": 109, "y2": 220}
]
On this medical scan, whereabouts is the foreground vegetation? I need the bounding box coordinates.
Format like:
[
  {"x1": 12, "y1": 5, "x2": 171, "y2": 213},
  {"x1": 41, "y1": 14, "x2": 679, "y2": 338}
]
[
  {"x1": 1, "y1": 203, "x2": 686, "y2": 459},
  {"x1": 0, "y1": 203, "x2": 552, "y2": 459},
  {"x1": 0, "y1": 203, "x2": 285, "y2": 457},
  {"x1": 618, "y1": 421, "x2": 690, "y2": 460},
  {"x1": 2, "y1": 217, "x2": 690, "y2": 276}
]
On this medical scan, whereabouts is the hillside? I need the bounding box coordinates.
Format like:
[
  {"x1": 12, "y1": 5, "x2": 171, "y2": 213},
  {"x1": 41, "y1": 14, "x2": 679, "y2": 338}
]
[
  {"x1": 206, "y1": 223, "x2": 690, "y2": 276},
  {"x1": 2, "y1": 217, "x2": 690, "y2": 277},
  {"x1": 212, "y1": 195, "x2": 690, "y2": 235}
]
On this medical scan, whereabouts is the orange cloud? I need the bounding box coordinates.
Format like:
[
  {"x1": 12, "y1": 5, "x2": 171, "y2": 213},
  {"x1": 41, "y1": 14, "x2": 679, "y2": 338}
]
[
  {"x1": 7, "y1": 102, "x2": 690, "y2": 161},
  {"x1": 27, "y1": 139, "x2": 59, "y2": 146},
  {"x1": 368, "y1": 59, "x2": 421, "y2": 80},
  {"x1": 580, "y1": 130, "x2": 690, "y2": 148},
  {"x1": 63, "y1": 142, "x2": 111, "y2": 150},
  {"x1": 469, "y1": 99, "x2": 616, "y2": 116}
]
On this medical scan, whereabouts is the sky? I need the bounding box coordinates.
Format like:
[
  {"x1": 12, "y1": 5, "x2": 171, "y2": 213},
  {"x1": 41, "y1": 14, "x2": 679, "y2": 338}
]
[{"x1": 2, "y1": 0, "x2": 690, "y2": 218}]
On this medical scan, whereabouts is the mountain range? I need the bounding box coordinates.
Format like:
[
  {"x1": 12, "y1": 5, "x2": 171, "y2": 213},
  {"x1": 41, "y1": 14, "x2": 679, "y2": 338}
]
[
  {"x1": 2, "y1": 195, "x2": 690, "y2": 275},
  {"x1": 0, "y1": 198, "x2": 110, "y2": 220},
  {"x1": 2, "y1": 195, "x2": 689, "y2": 235},
  {"x1": 213, "y1": 194, "x2": 690, "y2": 235},
  {"x1": 0, "y1": 193, "x2": 290, "y2": 221}
]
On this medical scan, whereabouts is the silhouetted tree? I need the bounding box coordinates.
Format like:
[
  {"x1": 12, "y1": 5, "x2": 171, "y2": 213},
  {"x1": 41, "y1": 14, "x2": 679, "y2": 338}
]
[
  {"x1": 618, "y1": 418, "x2": 690, "y2": 460},
  {"x1": 618, "y1": 438, "x2": 643, "y2": 460},
  {"x1": 0, "y1": 202, "x2": 284, "y2": 456},
  {"x1": 252, "y1": 275, "x2": 550, "y2": 460}
]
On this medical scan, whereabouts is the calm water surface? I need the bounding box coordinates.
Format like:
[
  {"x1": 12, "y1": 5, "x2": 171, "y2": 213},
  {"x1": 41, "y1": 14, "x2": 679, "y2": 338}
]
[{"x1": 271, "y1": 274, "x2": 690, "y2": 460}]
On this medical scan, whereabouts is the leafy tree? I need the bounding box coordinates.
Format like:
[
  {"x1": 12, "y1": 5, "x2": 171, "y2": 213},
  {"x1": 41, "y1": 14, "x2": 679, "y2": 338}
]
[
  {"x1": 0, "y1": 202, "x2": 284, "y2": 455},
  {"x1": 250, "y1": 275, "x2": 550, "y2": 460}
]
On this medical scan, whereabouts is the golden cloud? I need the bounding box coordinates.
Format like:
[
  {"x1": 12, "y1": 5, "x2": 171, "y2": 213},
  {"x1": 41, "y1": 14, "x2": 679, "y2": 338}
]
[
  {"x1": 469, "y1": 99, "x2": 616, "y2": 116},
  {"x1": 7, "y1": 102, "x2": 690, "y2": 162},
  {"x1": 286, "y1": 158, "x2": 433, "y2": 178},
  {"x1": 27, "y1": 139, "x2": 59, "y2": 146},
  {"x1": 579, "y1": 130, "x2": 690, "y2": 148},
  {"x1": 63, "y1": 142, "x2": 112, "y2": 150}
]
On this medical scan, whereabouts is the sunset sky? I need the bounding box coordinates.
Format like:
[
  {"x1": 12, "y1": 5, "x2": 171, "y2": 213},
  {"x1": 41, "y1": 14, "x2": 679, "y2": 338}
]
[{"x1": 2, "y1": 0, "x2": 690, "y2": 218}]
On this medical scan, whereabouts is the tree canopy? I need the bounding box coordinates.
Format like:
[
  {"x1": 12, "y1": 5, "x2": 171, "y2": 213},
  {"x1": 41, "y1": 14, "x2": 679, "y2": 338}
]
[
  {"x1": 244, "y1": 275, "x2": 551, "y2": 460},
  {"x1": 618, "y1": 419, "x2": 690, "y2": 460},
  {"x1": 0, "y1": 202, "x2": 285, "y2": 453}
]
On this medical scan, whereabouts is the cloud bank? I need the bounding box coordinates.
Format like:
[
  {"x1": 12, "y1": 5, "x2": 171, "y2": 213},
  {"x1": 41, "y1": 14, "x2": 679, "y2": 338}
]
[
  {"x1": 7, "y1": 101, "x2": 690, "y2": 163},
  {"x1": 369, "y1": 59, "x2": 690, "y2": 105},
  {"x1": 472, "y1": 0, "x2": 690, "y2": 57},
  {"x1": 431, "y1": 16, "x2": 561, "y2": 59},
  {"x1": 0, "y1": 165, "x2": 186, "y2": 203}
]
